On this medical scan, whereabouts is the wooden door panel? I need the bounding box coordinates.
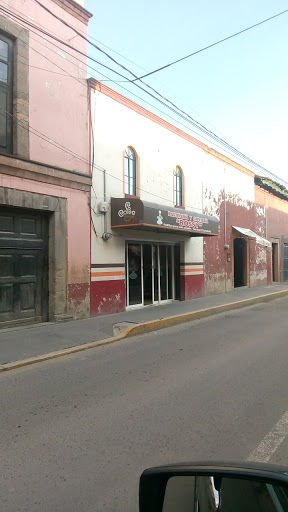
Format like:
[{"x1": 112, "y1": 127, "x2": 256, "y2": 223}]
[{"x1": 0, "y1": 207, "x2": 48, "y2": 326}]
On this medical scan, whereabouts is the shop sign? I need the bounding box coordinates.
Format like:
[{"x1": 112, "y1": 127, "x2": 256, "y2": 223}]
[
  {"x1": 117, "y1": 201, "x2": 136, "y2": 222},
  {"x1": 111, "y1": 198, "x2": 219, "y2": 236}
]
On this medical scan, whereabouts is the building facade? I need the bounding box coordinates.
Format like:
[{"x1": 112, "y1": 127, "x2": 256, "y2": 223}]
[
  {"x1": 0, "y1": 0, "x2": 92, "y2": 327},
  {"x1": 203, "y1": 154, "x2": 272, "y2": 295},
  {"x1": 89, "y1": 81, "x2": 288, "y2": 317},
  {"x1": 255, "y1": 177, "x2": 288, "y2": 283},
  {"x1": 89, "y1": 81, "x2": 219, "y2": 316}
]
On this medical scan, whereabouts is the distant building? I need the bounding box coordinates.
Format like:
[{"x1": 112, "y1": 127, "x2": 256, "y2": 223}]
[
  {"x1": 255, "y1": 177, "x2": 288, "y2": 283},
  {"x1": 0, "y1": 0, "x2": 92, "y2": 327}
]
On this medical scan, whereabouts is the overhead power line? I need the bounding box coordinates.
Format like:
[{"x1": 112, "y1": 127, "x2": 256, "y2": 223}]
[
  {"x1": 0, "y1": 107, "x2": 207, "y2": 211},
  {"x1": 2, "y1": 2, "x2": 250, "y2": 166},
  {"x1": 2, "y1": 1, "x2": 287, "y2": 187},
  {"x1": 86, "y1": 63, "x2": 288, "y2": 184},
  {"x1": 0, "y1": 0, "x2": 241, "y2": 156},
  {"x1": 29, "y1": 0, "x2": 288, "y2": 185},
  {"x1": 129, "y1": 9, "x2": 288, "y2": 82}
]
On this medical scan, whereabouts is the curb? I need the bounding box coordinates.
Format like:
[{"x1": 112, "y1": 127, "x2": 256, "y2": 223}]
[
  {"x1": 124, "y1": 289, "x2": 288, "y2": 337},
  {"x1": 1, "y1": 289, "x2": 288, "y2": 373}
]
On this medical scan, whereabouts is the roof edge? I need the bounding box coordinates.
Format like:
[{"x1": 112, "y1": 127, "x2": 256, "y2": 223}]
[
  {"x1": 51, "y1": 0, "x2": 92, "y2": 25},
  {"x1": 89, "y1": 79, "x2": 256, "y2": 179},
  {"x1": 255, "y1": 176, "x2": 288, "y2": 201}
]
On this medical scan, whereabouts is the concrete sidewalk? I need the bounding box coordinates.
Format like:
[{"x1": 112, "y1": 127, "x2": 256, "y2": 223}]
[{"x1": 1, "y1": 283, "x2": 288, "y2": 371}]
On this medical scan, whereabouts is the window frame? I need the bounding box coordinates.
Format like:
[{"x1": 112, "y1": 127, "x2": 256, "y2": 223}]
[
  {"x1": 0, "y1": 16, "x2": 29, "y2": 159},
  {"x1": 0, "y1": 33, "x2": 13, "y2": 154},
  {"x1": 124, "y1": 146, "x2": 138, "y2": 196},
  {"x1": 174, "y1": 166, "x2": 184, "y2": 207}
]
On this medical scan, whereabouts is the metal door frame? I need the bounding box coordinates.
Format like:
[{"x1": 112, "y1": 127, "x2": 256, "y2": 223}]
[{"x1": 126, "y1": 241, "x2": 177, "y2": 308}]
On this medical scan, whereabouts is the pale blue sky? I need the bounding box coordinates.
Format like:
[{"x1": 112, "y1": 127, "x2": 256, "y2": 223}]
[{"x1": 85, "y1": 0, "x2": 288, "y2": 183}]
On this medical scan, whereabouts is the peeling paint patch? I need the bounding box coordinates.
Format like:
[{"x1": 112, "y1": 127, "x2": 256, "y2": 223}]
[
  {"x1": 203, "y1": 196, "x2": 271, "y2": 295},
  {"x1": 256, "y1": 205, "x2": 265, "y2": 217},
  {"x1": 205, "y1": 273, "x2": 228, "y2": 295},
  {"x1": 225, "y1": 192, "x2": 252, "y2": 210},
  {"x1": 255, "y1": 247, "x2": 267, "y2": 265},
  {"x1": 250, "y1": 270, "x2": 267, "y2": 287},
  {"x1": 68, "y1": 283, "x2": 90, "y2": 319},
  {"x1": 97, "y1": 293, "x2": 123, "y2": 314},
  {"x1": 91, "y1": 280, "x2": 126, "y2": 316}
]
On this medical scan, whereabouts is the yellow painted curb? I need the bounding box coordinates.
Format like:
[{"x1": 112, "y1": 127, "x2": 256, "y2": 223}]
[
  {"x1": 0, "y1": 330, "x2": 132, "y2": 373},
  {"x1": 1, "y1": 289, "x2": 287, "y2": 373},
  {"x1": 124, "y1": 289, "x2": 288, "y2": 337}
]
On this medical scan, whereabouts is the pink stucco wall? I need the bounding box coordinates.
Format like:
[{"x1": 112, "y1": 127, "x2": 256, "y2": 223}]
[{"x1": 6, "y1": 0, "x2": 90, "y2": 174}]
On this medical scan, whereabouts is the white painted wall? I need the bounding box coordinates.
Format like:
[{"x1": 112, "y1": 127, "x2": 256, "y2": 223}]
[
  {"x1": 91, "y1": 88, "x2": 208, "y2": 265},
  {"x1": 203, "y1": 152, "x2": 255, "y2": 216},
  {"x1": 90, "y1": 86, "x2": 259, "y2": 272},
  {"x1": 92, "y1": 90, "x2": 205, "y2": 207}
]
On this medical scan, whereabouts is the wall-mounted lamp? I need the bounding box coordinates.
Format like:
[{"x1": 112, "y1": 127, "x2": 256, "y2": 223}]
[
  {"x1": 224, "y1": 244, "x2": 230, "y2": 250},
  {"x1": 102, "y1": 232, "x2": 112, "y2": 241}
]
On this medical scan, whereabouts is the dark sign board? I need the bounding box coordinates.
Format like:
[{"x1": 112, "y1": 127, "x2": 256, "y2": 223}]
[{"x1": 111, "y1": 198, "x2": 219, "y2": 236}]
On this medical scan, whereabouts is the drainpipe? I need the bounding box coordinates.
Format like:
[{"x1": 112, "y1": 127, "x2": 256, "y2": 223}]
[
  {"x1": 265, "y1": 190, "x2": 269, "y2": 284},
  {"x1": 224, "y1": 168, "x2": 227, "y2": 292},
  {"x1": 103, "y1": 169, "x2": 107, "y2": 234},
  {"x1": 224, "y1": 169, "x2": 227, "y2": 247},
  {"x1": 101, "y1": 169, "x2": 112, "y2": 241},
  {"x1": 265, "y1": 190, "x2": 268, "y2": 239}
]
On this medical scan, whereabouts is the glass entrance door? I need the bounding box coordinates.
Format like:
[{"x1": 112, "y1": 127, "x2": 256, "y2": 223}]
[
  {"x1": 143, "y1": 244, "x2": 153, "y2": 305},
  {"x1": 159, "y1": 245, "x2": 174, "y2": 302},
  {"x1": 127, "y1": 243, "x2": 142, "y2": 306},
  {"x1": 126, "y1": 242, "x2": 179, "y2": 307},
  {"x1": 153, "y1": 244, "x2": 158, "y2": 304}
]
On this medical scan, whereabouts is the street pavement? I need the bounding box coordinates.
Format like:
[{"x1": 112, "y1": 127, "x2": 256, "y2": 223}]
[
  {"x1": 1, "y1": 296, "x2": 288, "y2": 511},
  {"x1": 0, "y1": 283, "x2": 288, "y2": 368}
]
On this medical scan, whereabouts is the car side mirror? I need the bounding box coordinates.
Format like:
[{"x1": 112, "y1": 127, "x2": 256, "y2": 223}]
[{"x1": 139, "y1": 461, "x2": 288, "y2": 511}]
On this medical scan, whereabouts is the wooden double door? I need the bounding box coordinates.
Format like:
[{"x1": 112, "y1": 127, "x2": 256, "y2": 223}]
[{"x1": 0, "y1": 207, "x2": 48, "y2": 327}]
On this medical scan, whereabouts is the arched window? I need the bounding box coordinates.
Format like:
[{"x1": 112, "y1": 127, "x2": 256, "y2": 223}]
[
  {"x1": 174, "y1": 166, "x2": 183, "y2": 207},
  {"x1": 125, "y1": 147, "x2": 137, "y2": 196}
]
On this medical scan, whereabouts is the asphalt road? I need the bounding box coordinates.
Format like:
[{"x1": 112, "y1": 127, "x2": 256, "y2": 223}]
[{"x1": 1, "y1": 297, "x2": 288, "y2": 512}]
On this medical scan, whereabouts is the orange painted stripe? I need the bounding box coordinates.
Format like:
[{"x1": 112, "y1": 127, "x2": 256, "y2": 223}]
[
  {"x1": 181, "y1": 268, "x2": 204, "y2": 272},
  {"x1": 91, "y1": 271, "x2": 125, "y2": 277}
]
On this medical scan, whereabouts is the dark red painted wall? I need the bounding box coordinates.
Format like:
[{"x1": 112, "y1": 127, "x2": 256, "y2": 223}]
[
  {"x1": 90, "y1": 280, "x2": 126, "y2": 316},
  {"x1": 267, "y1": 206, "x2": 288, "y2": 239},
  {"x1": 180, "y1": 274, "x2": 204, "y2": 300},
  {"x1": 256, "y1": 186, "x2": 288, "y2": 282},
  {"x1": 204, "y1": 195, "x2": 270, "y2": 294}
]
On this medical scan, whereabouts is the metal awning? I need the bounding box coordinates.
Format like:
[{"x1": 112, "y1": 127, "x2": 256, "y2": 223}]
[
  {"x1": 111, "y1": 198, "x2": 219, "y2": 236},
  {"x1": 233, "y1": 226, "x2": 271, "y2": 247}
]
